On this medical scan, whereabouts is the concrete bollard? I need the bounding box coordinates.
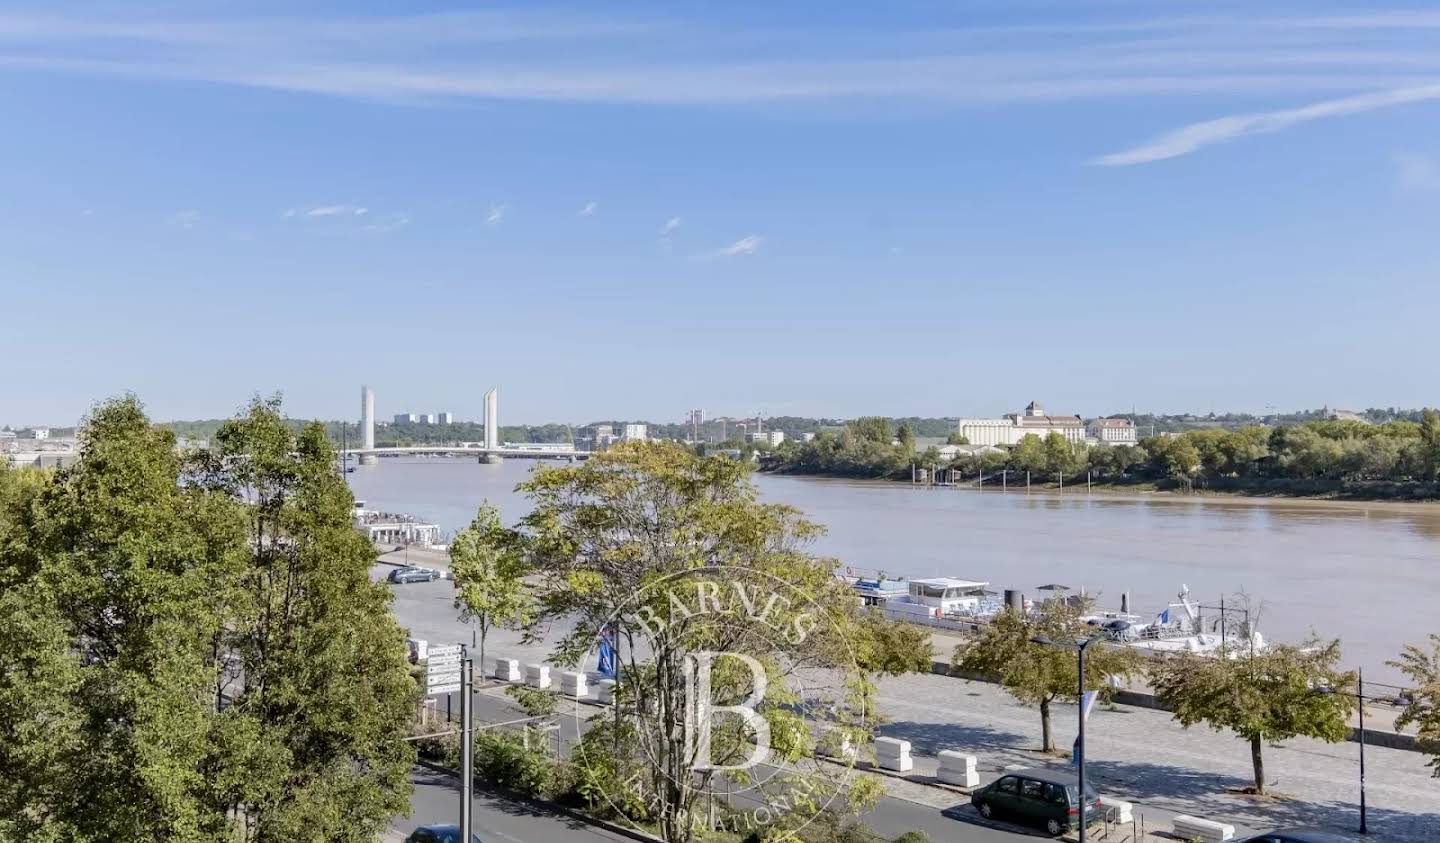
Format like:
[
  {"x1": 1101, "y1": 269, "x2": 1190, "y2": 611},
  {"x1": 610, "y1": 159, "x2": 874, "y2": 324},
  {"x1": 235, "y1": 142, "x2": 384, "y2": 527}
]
[
  {"x1": 525, "y1": 663, "x2": 552, "y2": 690},
  {"x1": 1172, "y1": 815, "x2": 1235, "y2": 843},
  {"x1": 936, "y1": 751, "x2": 978, "y2": 787},
  {"x1": 1098, "y1": 796, "x2": 1132, "y2": 824},
  {"x1": 494, "y1": 658, "x2": 522, "y2": 682},
  {"x1": 560, "y1": 671, "x2": 589, "y2": 699},
  {"x1": 595, "y1": 678, "x2": 617, "y2": 705},
  {"x1": 874, "y1": 737, "x2": 913, "y2": 773}
]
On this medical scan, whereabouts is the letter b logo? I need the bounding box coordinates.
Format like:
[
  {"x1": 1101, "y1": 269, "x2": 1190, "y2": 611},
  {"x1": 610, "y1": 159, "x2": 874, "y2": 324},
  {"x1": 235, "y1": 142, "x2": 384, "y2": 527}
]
[{"x1": 684, "y1": 652, "x2": 771, "y2": 772}]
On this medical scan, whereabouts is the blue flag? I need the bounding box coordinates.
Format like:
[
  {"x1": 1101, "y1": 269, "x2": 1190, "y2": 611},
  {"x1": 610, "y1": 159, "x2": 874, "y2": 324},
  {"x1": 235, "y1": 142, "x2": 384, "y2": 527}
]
[{"x1": 597, "y1": 627, "x2": 616, "y2": 677}]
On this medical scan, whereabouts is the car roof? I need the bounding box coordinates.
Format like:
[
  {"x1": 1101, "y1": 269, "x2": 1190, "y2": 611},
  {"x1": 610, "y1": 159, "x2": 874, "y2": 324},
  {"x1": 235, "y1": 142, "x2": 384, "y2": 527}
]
[
  {"x1": 417, "y1": 824, "x2": 459, "y2": 831},
  {"x1": 998, "y1": 767, "x2": 1080, "y2": 786}
]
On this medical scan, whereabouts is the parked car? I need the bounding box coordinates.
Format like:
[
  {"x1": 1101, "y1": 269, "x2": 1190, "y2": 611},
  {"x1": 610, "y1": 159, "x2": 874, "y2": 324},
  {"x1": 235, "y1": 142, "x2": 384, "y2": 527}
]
[
  {"x1": 970, "y1": 767, "x2": 1102, "y2": 836},
  {"x1": 1236, "y1": 831, "x2": 1361, "y2": 843},
  {"x1": 389, "y1": 566, "x2": 440, "y2": 584},
  {"x1": 404, "y1": 823, "x2": 483, "y2": 843}
]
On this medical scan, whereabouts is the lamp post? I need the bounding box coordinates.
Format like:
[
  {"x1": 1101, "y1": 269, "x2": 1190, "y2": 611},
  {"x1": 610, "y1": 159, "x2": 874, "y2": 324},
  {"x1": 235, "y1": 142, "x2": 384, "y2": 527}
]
[
  {"x1": 1318, "y1": 671, "x2": 1368, "y2": 834},
  {"x1": 1033, "y1": 634, "x2": 1100, "y2": 842}
]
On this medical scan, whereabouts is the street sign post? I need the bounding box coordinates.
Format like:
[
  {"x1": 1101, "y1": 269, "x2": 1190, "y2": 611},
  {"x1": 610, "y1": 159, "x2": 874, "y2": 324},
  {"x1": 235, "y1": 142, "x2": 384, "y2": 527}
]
[{"x1": 427, "y1": 645, "x2": 463, "y2": 696}]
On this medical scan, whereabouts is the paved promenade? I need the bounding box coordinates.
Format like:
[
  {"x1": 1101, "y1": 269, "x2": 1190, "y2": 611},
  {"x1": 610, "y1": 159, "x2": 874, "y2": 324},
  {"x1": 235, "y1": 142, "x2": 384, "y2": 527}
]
[{"x1": 379, "y1": 564, "x2": 1439, "y2": 841}]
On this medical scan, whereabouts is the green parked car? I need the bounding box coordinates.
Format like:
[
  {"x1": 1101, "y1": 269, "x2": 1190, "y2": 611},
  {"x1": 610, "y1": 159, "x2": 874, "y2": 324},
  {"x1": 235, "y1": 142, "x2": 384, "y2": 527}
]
[{"x1": 970, "y1": 767, "x2": 1102, "y2": 836}]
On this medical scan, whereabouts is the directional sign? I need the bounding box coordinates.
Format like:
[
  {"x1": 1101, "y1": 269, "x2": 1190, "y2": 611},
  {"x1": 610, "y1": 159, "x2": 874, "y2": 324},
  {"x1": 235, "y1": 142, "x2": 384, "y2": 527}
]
[{"x1": 426, "y1": 645, "x2": 465, "y2": 697}]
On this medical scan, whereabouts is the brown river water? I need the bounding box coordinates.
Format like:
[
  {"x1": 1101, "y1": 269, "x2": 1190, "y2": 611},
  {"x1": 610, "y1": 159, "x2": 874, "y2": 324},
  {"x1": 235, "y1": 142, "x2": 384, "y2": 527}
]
[{"x1": 347, "y1": 458, "x2": 1440, "y2": 684}]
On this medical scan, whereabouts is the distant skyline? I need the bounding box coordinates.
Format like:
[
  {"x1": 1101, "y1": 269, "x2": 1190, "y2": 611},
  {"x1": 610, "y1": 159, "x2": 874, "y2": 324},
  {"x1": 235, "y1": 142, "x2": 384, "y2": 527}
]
[{"x1": 3, "y1": 1, "x2": 1439, "y2": 425}]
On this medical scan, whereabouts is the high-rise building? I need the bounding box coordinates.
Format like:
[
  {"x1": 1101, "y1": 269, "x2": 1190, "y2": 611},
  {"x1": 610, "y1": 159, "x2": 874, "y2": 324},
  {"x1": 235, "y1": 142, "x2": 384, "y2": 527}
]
[
  {"x1": 421, "y1": 413, "x2": 437, "y2": 424},
  {"x1": 622, "y1": 423, "x2": 647, "y2": 441},
  {"x1": 437, "y1": 412, "x2": 454, "y2": 425},
  {"x1": 393, "y1": 413, "x2": 420, "y2": 424}
]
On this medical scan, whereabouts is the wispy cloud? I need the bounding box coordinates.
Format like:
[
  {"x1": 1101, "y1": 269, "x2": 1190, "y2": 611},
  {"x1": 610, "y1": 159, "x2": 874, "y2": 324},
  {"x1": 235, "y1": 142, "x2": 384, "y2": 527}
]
[
  {"x1": 1393, "y1": 152, "x2": 1440, "y2": 191},
  {"x1": 169, "y1": 209, "x2": 200, "y2": 229},
  {"x1": 661, "y1": 216, "x2": 682, "y2": 236},
  {"x1": 361, "y1": 213, "x2": 411, "y2": 233},
  {"x1": 579, "y1": 201, "x2": 597, "y2": 216},
  {"x1": 486, "y1": 204, "x2": 506, "y2": 225},
  {"x1": 8, "y1": 8, "x2": 1440, "y2": 162},
  {"x1": 715, "y1": 234, "x2": 763, "y2": 257},
  {"x1": 284, "y1": 204, "x2": 368, "y2": 218},
  {"x1": 1093, "y1": 83, "x2": 1440, "y2": 165}
]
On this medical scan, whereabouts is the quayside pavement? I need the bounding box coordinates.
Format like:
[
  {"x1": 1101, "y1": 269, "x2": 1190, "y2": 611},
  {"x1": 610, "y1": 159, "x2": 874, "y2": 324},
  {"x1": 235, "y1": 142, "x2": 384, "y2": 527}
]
[{"x1": 377, "y1": 562, "x2": 1440, "y2": 841}]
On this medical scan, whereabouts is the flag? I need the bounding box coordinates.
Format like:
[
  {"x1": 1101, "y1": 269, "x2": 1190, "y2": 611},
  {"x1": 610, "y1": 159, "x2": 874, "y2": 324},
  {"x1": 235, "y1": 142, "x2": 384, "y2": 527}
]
[
  {"x1": 1158, "y1": 608, "x2": 1171, "y2": 625},
  {"x1": 598, "y1": 626, "x2": 616, "y2": 677},
  {"x1": 1074, "y1": 690, "x2": 1100, "y2": 767}
]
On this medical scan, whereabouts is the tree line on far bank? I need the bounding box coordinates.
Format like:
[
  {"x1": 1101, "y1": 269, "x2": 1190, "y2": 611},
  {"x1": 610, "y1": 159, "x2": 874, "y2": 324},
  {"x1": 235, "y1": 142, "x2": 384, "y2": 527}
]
[{"x1": 766, "y1": 412, "x2": 1440, "y2": 496}]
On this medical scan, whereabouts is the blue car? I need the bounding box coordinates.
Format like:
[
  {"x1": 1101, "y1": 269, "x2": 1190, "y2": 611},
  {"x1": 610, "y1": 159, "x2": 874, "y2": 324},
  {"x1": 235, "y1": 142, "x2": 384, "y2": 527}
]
[{"x1": 404, "y1": 824, "x2": 483, "y2": 843}]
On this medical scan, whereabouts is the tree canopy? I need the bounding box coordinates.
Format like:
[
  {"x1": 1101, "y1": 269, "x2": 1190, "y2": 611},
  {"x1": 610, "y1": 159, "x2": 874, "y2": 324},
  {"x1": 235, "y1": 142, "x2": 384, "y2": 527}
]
[
  {"x1": 0, "y1": 396, "x2": 418, "y2": 842},
  {"x1": 504, "y1": 441, "x2": 931, "y2": 842},
  {"x1": 1150, "y1": 639, "x2": 1355, "y2": 794},
  {"x1": 952, "y1": 598, "x2": 1141, "y2": 753}
]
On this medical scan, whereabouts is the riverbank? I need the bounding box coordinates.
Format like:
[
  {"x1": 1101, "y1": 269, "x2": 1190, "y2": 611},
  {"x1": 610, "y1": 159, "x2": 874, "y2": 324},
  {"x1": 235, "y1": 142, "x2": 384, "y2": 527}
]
[{"x1": 767, "y1": 466, "x2": 1440, "y2": 507}]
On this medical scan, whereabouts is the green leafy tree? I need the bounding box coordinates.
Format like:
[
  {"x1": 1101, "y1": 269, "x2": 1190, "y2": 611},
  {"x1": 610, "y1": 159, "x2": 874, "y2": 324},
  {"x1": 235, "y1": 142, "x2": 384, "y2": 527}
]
[
  {"x1": 0, "y1": 463, "x2": 84, "y2": 843},
  {"x1": 1011, "y1": 434, "x2": 1046, "y2": 475},
  {"x1": 451, "y1": 502, "x2": 532, "y2": 675},
  {"x1": 897, "y1": 423, "x2": 916, "y2": 454},
  {"x1": 847, "y1": 416, "x2": 893, "y2": 445},
  {"x1": 512, "y1": 442, "x2": 930, "y2": 842},
  {"x1": 24, "y1": 397, "x2": 240, "y2": 841},
  {"x1": 1422, "y1": 409, "x2": 1440, "y2": 481},
  {"x1": 1390, "y1": 634, "x2": 1440, "y2": 777},
  {"x1": 1149, "y1": 640, "x2": 1355, "y2": 794},
  {"x1": 953, "y1": 598, "x2": 1141, "y2": 752},
  {"x1": 194, "y1": 399, "x2": 418, "y2": 842},
  {"x1": 1042, "y1": 431, "x2": 1082, "y2": 479},
  {"x1": 946, "y1": 432, "x2": 970, "y2": 446}
]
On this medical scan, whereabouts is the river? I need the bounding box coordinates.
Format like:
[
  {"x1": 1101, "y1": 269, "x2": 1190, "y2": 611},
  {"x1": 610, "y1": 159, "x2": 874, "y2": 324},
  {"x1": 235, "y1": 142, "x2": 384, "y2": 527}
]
[{"x1": 347, "y1": 458, "x2": 1440, "y2": 684}]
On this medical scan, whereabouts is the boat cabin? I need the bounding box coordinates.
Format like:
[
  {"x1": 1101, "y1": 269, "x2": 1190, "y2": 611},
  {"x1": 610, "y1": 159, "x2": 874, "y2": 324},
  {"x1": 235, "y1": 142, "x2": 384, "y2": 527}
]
[{"x1": 906, "y1": 578, "x2": 991, "y2": 615}]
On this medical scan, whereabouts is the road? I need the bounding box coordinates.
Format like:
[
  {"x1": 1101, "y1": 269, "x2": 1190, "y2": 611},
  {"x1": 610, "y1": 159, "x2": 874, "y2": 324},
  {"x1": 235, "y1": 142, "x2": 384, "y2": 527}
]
[
  {"x1": 395, "y1": 764, "x2": 1064, "y2": 843},
  {"x1": 391, "y1": 766, "x2": 632, "y2": 843}
]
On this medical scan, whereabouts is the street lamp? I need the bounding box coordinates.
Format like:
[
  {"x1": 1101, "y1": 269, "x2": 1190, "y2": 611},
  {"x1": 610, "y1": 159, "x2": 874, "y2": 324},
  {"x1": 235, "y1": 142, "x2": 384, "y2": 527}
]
[
  {"x1": 1317, "y1": 669, "x2": 1369, "y2": 835},
  {"x1": 1032, "y1": 634, "x2": 1101, "y2": 843}
]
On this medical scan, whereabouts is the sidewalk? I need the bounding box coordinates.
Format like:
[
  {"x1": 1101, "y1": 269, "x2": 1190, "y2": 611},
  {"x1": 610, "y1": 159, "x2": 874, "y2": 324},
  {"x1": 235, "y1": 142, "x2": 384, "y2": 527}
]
[{"x1": 387, "y1": 577, "x2": 1438, "y2": 841}]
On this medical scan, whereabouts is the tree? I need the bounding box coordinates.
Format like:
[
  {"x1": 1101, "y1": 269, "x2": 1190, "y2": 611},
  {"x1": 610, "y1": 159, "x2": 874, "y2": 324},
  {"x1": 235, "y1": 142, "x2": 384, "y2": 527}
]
[
  {"x1": 1421, "y1": 409, "x2": 1440, "y2": 481},
  {"x1": 1390, "y1": 634, "x2": 1440, "y2": 777},
  {"x1": 1011, "y1": 434, "x2": 1045, "y2": 475},
  {"x1": 946, "y1": 433, "x2": 970, "y2": 446},
  {"x1": 193, "y1": 398, "x2": 418, "y2": 841},
  {"x1": 897, "y1": 423, "x2": 916, "y2": 454},
  {"x1": 512, "y1": 442, "x2": 930, "y2": 842},
  {"x1": 451, "y1": 502, "x2": 532, "y2": 676},
  {"x1": 952, "y1": 598, "x2": 1141, "y2": 752},
  {"x1": 15, "y1": 396, "x2": 238, "y2": 841},
  {"x1": 847, "y1": 416, "x2": 892, "y2": 445},
  {"x1": 1042, "y1": 432, "x2": 1082, "y2": 479},
  {"x1": 1149, "y1": 640, "x2": 1355, "y2": 794}
]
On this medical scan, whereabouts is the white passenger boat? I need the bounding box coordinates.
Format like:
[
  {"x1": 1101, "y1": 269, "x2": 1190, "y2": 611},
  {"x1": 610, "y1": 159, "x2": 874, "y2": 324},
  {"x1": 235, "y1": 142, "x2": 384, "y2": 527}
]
[{"x1": 1088, "y1": 585, "x2": 1266, "y2": 657}]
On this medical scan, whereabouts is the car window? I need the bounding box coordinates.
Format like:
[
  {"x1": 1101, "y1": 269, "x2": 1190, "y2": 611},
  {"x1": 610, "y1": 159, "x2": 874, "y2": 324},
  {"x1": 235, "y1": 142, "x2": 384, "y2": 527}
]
[
  {"x1": 409, "y1": 832, "x2": 437, "y2": 843},
  {"x1": 995, "y1": 776, "x2": 1017, "y2": 794},
  {"x1": 1020, "y1": 779, "x2": 1044, "y2": 800},
  {"x1": 1043, "y1": 782, "x2": 1068, "y2": 804}
]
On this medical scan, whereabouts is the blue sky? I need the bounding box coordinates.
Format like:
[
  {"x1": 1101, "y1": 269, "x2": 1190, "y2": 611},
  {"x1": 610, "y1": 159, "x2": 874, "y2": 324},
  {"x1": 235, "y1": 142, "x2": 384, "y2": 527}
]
[{"x1": 3, "y1": 0, "x2": 1440, "y2": 427}]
